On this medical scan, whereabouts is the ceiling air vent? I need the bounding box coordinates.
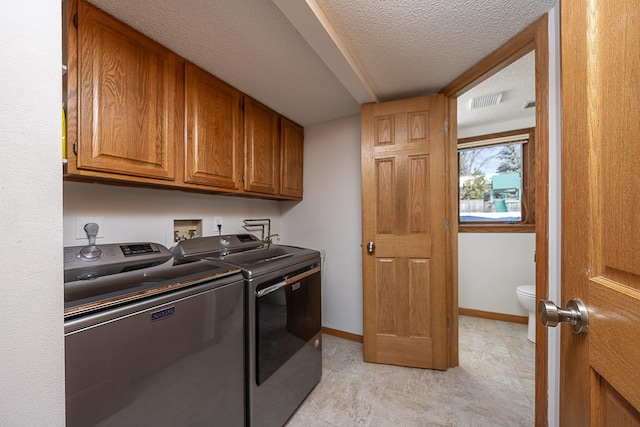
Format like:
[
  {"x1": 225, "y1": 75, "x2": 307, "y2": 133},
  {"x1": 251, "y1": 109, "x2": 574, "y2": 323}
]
[
  {"x1": 522, "y1": 100, "x2": 536, "y2": 109},
  {"x1": 469, "y1": 92, "x2": 503, "y2": 110}
]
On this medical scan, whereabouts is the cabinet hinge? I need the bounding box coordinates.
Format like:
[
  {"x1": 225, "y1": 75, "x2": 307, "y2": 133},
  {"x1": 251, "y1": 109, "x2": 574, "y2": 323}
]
[
  {"x1": 444, "y1": 120, "x2": 449, "y2": 134},
  {"x1": 73, "y1": 140, "x2": 78, "y2": 155},
  {"x1": 73, "y1": 13, "x2": 78, "y2": 28}
]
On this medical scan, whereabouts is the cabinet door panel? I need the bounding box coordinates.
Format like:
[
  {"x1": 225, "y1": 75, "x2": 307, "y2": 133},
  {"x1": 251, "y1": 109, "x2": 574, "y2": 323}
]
[
  {"x1": 244, "y1": 98, "x2": 279, "y2": 195},
  {"x1": 280, "y1": 118, "x2": 304, "y2": 199},
  {"x1": 185, "y1": 63, "x2": 242, "y2": 189},
  {"x1": 77, "y1": 0, "x2": 178, "y2": 180}
]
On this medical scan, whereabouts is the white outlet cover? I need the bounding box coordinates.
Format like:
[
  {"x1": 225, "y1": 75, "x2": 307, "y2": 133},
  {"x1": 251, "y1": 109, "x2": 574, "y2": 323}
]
[{"x1": 75, "y1": 217, "x2": 104, "y2": 240}]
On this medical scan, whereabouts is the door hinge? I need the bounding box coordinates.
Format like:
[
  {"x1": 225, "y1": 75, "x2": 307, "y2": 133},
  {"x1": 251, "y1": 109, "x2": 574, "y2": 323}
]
[
  {"x1": 446, "y1": 317, "x2": 450, "y2": 328},
  {"x1": 73, "y1": 13, "x2": 78, "y2": 28},
  {"x1": 444, "y1": 120, "x2": 449, "y2": 134},
  {"x1": 445, "y1": 219, "x2": 449, "y2": 231},
  {"x1": 73, "y1": 140, "x2": 78, "y2": 155}
]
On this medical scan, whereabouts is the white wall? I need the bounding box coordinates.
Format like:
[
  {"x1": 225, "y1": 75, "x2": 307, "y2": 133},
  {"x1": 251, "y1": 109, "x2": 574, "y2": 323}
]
[
  {"x1": 458, "y1": 233, "x2": 535, "y2": 316},
  {"x1": 281, "y1": 114, "x2": 363, "y2": 335},
  {"x1": 63, "y1": 182, "x2": 282, "y2": 247},
  {"x1": 457, "y1": 86, "x2": 537, "y2": 318},
  {"x1": 0, "y1": 2, "x2": 65, "y2": 425}
]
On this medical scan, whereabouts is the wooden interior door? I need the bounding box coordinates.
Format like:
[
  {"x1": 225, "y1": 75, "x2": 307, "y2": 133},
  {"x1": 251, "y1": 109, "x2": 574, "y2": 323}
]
[
  {"x1": 361, "y1": 94, "x2": 454, "y2": 370},
  {"x1": 560, "y1": 1, "x2": 640, "y2": 425}
]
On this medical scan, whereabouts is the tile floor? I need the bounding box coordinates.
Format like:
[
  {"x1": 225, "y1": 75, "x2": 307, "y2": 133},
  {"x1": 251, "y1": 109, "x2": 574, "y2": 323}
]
[{"x1": 286, "y1": 316, "x2": 535, "y2": 427}]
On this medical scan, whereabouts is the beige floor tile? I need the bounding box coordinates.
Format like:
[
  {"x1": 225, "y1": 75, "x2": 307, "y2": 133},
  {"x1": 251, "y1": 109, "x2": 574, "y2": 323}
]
[{"x1": 286, "y1": 316, "x2": 534, "y2": 427}]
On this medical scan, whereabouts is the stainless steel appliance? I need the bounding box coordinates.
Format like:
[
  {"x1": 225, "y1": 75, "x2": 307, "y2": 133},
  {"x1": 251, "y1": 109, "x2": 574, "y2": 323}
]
[
  {"x1": 173, "y1": 234, "x2": 322, "y2": 427},
  {"x1": 64, "y1": 239, "x2": 246, "y2": 427}
]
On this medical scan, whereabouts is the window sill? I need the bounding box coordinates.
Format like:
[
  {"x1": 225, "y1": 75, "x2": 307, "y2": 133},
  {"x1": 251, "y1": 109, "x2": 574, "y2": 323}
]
[{"x1": 458, "y1": 223, "x2": 535, "y2": 233}]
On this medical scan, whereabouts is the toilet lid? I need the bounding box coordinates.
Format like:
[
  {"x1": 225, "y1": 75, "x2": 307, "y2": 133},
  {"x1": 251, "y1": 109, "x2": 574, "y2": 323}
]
[{"x1": 517, "y1": 285, "x2": 535, "y2": 297}]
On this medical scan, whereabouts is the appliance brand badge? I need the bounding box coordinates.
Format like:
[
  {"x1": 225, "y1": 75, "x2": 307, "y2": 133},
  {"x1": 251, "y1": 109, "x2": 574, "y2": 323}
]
[
  {"x1": 151, "y1": 306, "x2": 175, "y2": 321},
  {"x1": 292, "y1": 282, "x2": 301, "y2": 291}
]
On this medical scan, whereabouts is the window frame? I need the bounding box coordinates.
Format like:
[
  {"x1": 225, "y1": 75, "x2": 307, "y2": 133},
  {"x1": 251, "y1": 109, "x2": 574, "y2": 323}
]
[{"x1": 458, "y1": 127, "x2": 535, "y2": 233}]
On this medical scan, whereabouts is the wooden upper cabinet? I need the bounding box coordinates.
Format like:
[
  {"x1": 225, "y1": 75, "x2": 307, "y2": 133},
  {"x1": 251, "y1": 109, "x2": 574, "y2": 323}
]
[
  {"x1": 185, "y1": 63, "x2": 243, "y2": 190},
  {"x1": 64, "y1": 0, "x2": 304, "y2": 200},
  {"x1": 280, "y1": 118, "x2": 304, "y2": 199},
  {"x1": 75, "y1": 0, "x2": 181, "y2": 180},
  {"x1": 244, "y1": 97, "x2": 280, "y2": 195}
]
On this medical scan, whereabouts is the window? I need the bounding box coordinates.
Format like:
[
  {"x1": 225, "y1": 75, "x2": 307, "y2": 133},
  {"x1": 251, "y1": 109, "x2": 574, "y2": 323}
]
[{"x1": 458, "y1": 128, "x2": 535, "y2": 232}]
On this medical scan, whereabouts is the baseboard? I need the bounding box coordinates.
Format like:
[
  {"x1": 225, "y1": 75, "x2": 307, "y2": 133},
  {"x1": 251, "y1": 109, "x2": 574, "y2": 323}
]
[
  {"x1": 322, "y1": 326, "x2": 363, "y2": 343},
  {"x1": 322, "y1": 310, "x2": 526, "y2": 341},
  {"x1": 459, "y1": 307, "x2": 528, "y2": 324}
]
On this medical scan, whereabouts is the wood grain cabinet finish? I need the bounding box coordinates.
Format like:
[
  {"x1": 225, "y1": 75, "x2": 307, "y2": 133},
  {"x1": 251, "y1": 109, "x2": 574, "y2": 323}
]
[
  {"x1": 185, "y1": 63, "x2": 243, "y2": 190},
  {"x1": 73, "y1": 0, "x2": 181, "y2": 180},
  {"x1": 280, "y1": 118, "x2": 304, "y2": 199},
  {"x1": 243, "y1": 97, "x2": 280, "y2": 195},
  {"x1": 65, "y1": 0, "x2": 303, "y2": 200}
]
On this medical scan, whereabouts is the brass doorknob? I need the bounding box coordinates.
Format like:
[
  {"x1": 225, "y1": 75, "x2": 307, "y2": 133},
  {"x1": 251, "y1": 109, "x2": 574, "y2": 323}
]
[{"x1": 538, "y1": 299, "x2": 589, "y2": 334}]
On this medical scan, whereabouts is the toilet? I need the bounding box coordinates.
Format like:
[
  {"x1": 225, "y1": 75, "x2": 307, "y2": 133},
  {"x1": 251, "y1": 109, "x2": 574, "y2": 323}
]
[{"x1": 516, "y1": 285, "x2": 536, "y2": 342}]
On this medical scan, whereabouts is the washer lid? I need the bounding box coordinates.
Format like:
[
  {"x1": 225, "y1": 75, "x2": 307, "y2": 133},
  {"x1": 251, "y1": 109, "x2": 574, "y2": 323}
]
[
  {"x1": 172, "y1": 234, "x2": 263, "y2": 259},
  {"x1": 219, "y1": 244, "x2": 319, "y2": 277},
  {"x1": 64, "y1": 257, "x2": 241, "y2": 318},
  {"x1": 173, "y1": 234, "x2": 321, "y2": 278}
]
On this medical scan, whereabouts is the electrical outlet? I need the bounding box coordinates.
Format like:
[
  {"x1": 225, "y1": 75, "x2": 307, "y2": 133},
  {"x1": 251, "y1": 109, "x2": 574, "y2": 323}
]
[
  {"x1": 214, "y1": 217, "x2": 223, "y2": 232},
  {"x1": 75, "y1": 217, "x2": 104, "y2": 240}
]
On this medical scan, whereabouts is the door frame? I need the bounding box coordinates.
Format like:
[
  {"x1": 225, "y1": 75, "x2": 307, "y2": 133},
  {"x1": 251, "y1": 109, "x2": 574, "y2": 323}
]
[{"x1": 441, "y1": 15, "x2": 549, "y2": 427}]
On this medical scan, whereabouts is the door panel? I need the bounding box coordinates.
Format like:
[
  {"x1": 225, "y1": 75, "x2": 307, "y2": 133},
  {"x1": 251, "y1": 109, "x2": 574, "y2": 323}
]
[
  {"x1": 361, "y1": 94, "x2": 453, "y2": 370},
  {"x1": 244, "y1": 97, "x2": 280, "y2": 195},
  {"x1": 280, "y1": 118, "x2": 304, "y2": 199},
  {"x1": 77, "y1": 0, "x2": 178, "y2": 180},
  {"x1": 595, "y1": 381, "x2": 640, "y2": 426},
  {"x1": 184, "y1": 63, "x2": 242, "y2": 189},
  {"x1": 590, "y1": 280, "x2": 640, "y2": 412},
  {"x1": 561, "y1": 1, "x2": 640, "y2": 425}
]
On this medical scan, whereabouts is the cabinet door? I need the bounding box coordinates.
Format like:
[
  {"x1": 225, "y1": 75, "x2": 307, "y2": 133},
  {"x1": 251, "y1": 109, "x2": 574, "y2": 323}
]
[
  {"x1": 280, "y1": 118, "x2": 304, "y2": 199},
  {"x1": 244, "y1": 97, "x2": 279, "y2": 195},
  {"x1": 76, "y1": 0, "x2": 179, "y2": 180},
  {"x1": 185, "y1": 63, "x2": 243, "y2": 189}
]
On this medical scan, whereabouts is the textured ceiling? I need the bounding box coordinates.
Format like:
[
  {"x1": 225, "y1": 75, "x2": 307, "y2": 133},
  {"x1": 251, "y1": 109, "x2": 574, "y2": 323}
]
[
  {"x1": 458, "y1": 51, "x2": 536, "y2": 132},
  {"x1": 87, "y1": 0, "x2": 554, "y2": 127}
]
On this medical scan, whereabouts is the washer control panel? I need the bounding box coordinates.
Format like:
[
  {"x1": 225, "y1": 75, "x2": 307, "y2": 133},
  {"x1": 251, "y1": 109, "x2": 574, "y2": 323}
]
[{"x1": 64, "y1": 243, "x2": 173, "y2": 282}]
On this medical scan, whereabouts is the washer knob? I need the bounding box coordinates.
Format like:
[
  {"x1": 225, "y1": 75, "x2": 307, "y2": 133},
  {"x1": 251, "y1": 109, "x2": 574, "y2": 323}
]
[{"x1": 78, "y1": 222, "x2": 102, "y2": 261}]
